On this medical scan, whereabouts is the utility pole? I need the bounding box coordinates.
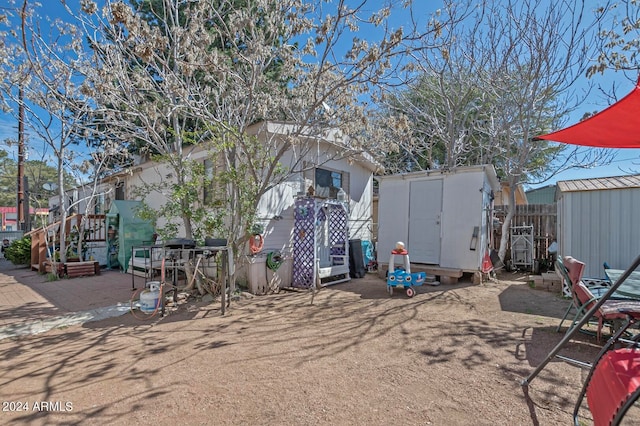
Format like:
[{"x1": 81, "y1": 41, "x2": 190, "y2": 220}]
[
  {"x1": 17, "y1": 0, "x2": 27, "y2": 231},
  {"x1": 17, "y1": 85, "x2": 25, "y2": 231}
]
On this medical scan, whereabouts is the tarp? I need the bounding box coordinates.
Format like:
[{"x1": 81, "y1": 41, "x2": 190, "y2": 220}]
[
  {"x1": 107, "y1": 200, "x2": 155, "y2": 271},
  {"x1": 536, "y1": 79, "x2": 640, "y2": 148}
]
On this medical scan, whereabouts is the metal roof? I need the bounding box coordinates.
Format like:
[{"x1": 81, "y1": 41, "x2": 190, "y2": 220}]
[{"x1": 557, "y1": 174, "x2": 640, "y2": 192}]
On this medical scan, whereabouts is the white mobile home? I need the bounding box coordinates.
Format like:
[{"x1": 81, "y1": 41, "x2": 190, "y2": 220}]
[
  {"x1": 557, "y1": 174, "x2": 640, "y2": 278},
  {"x1": 376, "y1": 165, "x2": 500, "y2": 279},
  {"x1": 110, "y1": 122, "x2": 378, "y2": 293}
]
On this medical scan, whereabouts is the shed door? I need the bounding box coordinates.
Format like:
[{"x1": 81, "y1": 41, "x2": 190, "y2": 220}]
[{"x1": 408, "y1": 179, "x2": 442, "y2": 264}]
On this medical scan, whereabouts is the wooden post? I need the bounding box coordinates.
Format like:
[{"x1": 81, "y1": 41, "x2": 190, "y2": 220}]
[{"x1": 220, "y1": 249, "x2": 227, "y2": 315}]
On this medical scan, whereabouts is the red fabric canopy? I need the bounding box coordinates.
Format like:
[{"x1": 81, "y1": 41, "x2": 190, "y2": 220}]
[{"x1": 536, "y1": 80, "x2": 640, "y2": 148}]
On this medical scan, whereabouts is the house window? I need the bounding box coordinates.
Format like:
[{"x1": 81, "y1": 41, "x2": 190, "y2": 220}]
[
  {"x1": 115, "y1": 183, "x2": 125, "y2": 200},
  {"x1": 314, "y1": 167, "x2": 348, "y2": 200}
]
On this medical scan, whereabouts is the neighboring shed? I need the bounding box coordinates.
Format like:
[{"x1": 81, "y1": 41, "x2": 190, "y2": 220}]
[
  {"x1": 494, "y1": 182, "x2": 528, "y2": 206},
  {"x1": 526, "y1": 184, "x2": 557, "y2": 205},
  {"x1": 557, "y1": 174, "x2": 640, "y2": 278},
  {"x1": 376, "y1": 165, "x2": 500, "y2": 280}
]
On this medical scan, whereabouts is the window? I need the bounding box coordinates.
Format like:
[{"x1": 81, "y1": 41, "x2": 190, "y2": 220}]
[
  {"x1": 115, "y1": 183, "x2": 125, "y2": 200},
  {"x1": 314, "y1": 167, "x2": 348, "y2": 200}
]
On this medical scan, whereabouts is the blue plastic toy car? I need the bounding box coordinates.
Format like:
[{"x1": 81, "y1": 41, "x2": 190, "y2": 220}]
[{"x1": 386, "y1": 269, "x2": 426, "y2": 298}]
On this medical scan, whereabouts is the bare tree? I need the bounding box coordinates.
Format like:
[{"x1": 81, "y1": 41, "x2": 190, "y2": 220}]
[
  {"x1": 67, "y1": 0, "x2": 459, "y2": 275},
  {"x1": 379, "y1": 1, "x2": 492, "y2": 173},
  {"x1": 590, "y1": 0, "x2": 640, "y2": 80},
  {"x1": 0, "y1": 5, "x2": 14, "y2": 107},
  {"x1": 476, "y1": 0, "x2": 614, "y2": 262},
  {"x1": 381, "y1": 0, "x2": 615, "y2": 263},
  {"x1": 1, "y1": 1, "x2": 126, "y2": 267}
]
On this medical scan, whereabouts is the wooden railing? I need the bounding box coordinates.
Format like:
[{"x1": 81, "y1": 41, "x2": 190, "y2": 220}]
[
  {"x1": 83, "y1": 214, "x2": 106, "y2": 242},
  {"x1": 27, "y1": 214, "x2": 107, "y2": 273}
]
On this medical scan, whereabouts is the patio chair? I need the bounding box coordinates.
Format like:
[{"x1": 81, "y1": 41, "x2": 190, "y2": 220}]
[
  {"x1": 561, "y1": 256, "x2": 640, "y2": 341},
  {"x1": 573, "y1": 312, "x2": 640, "y2": 425},
  {"x1": 602, "y1": 261, "x2": 612, "y2": 284},
  {"x1": 564, "y1": 255, "x2": 611, "y2": 288},
  {"x1": 556, "y1": 257, "x2": 611, "y2": 332},
  {"x1": 572, "y1": 282, "x2": 640, "y2": 342}
]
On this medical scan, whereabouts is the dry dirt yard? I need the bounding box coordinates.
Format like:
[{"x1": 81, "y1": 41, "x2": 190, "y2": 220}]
[{"x1": 0, "y1": 271, "x2": 633, "y2": 425}]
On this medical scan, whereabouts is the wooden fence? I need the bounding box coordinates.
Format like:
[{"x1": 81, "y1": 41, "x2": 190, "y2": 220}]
[{"x1": 494, "y1": 204, "x2": 557, "y2": 269}]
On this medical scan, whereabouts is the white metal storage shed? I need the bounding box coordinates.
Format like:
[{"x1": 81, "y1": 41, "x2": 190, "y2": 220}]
[
  {"x1": 556, "y1": 174, "x2": 640, "y2": 278},
  {"x1": 376, "y1": 165, "x2": 500, "y2": 275}
]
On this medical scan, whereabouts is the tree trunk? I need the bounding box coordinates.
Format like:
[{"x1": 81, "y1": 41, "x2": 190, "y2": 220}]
[
  {"x1": 57, "y1": 155, "x2": 67, "y2": 264},
  {"x1": 497, "y1": 183, "x2": 517, "y2": 264}
]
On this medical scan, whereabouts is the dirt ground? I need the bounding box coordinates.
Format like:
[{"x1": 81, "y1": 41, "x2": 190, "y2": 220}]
[{"x1": 0, "y1": 270, "x2": 633, "y2": 425}]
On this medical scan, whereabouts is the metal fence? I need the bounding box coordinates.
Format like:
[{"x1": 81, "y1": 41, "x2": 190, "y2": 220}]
[
  {"x1": 0, "y1": 231, "x2": 24, "y2": 259},
  {"x1": 0, "y1": 231, "x2": 24, "y2": 243}
]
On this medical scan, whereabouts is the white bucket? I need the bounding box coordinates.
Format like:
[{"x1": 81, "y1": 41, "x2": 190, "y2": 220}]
[{"x1": 140, "y1": 289, "x2": 160, "y2": 313}]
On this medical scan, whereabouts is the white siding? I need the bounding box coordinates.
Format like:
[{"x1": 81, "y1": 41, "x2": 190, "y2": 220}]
[
  {"x1": 255, "y1": 177, "x2": 299, "y2": 251},
  {"x1": 125, "y1": 149, "x2": 214, "y2": 233},
  {"x1": 558, "y1": 187, "x2": 640, "y2": 277},
  {"x1": 49, "y1": 123, "x2": 377, "y2": 293},
  {"x1": 347, "y1": 165, "x2": 373, "y2": 242},
  {"x1": 256, "y1": 152, "x2": 374, "y2": 251},
  {"x1": 377, "y1": 177, "x2": 410, "y2": 260},
  {"x1": 48, "y1": 182, "x2": 114, "y2": 222}
]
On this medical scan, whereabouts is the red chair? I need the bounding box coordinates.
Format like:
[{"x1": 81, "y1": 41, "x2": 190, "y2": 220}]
[
  {"x1": 556, "y1": 258, "x2": 610, "y2": 332},
  {"x1": 573, "y1": 281, "x2": 640, "y2": 342},
  {"x1": 574, "y1": 313, "x2": 640, "y2": 425},
  {"x1": 562, "y1": 256, "x2": 640, "y2": 341}
]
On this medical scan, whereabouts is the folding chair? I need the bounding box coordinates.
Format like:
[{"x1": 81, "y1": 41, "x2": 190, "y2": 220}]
[
  {"x1": 560, "y1": 256, "x2": 640, "y2": 341},
  {"x1": 556, "y1": 257, "x2": 613, "y2": 333},
  {"x1": 564, "y1": 255, "x2": 611, "y2": 288},
  {"x1": 574, "y1": 312, "x2": 640, "y2": 425},
  {"x1": 522, "y1": 254, "x2": 640, "y2": 393},
  {"x1": 573, "y1": 281, "x2": 640, "y2": 342}
]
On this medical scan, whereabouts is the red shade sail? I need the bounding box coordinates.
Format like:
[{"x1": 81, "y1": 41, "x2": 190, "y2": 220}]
[{"x1": 536, "y1": 80, "x2": 640, "y2": 148}]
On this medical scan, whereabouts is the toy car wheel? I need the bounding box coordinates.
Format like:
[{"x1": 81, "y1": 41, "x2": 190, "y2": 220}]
[
  {"x1": 406, "y1": 287, "x2": 415, "y2": 298},
  {"x1": 388, "y1": 285, "x2": 393, "y2": 296}
]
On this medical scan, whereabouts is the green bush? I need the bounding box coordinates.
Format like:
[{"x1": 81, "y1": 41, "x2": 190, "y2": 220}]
[{"x1": 4, "y1": 235, "x2": 31, "y2": 265}]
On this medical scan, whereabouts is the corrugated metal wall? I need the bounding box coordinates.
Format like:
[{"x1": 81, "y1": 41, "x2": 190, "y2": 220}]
[{"x1": 558, "y1": 187, "x2": 640, "y2": 278}]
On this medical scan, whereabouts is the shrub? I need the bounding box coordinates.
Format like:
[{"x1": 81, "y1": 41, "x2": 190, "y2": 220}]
[{"x1": 4, "y1": 236, "x2": 31, "y2": 265}]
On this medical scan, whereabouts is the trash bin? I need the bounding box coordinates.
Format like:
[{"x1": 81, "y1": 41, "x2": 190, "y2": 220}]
[{"x1": 349, "y1": 239, "x2": 366, "y2": 278}]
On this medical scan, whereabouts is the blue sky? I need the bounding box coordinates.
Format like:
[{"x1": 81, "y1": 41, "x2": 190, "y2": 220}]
[{"x1": 1, "y1": 0, "x2": 639, "y2": 188}]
